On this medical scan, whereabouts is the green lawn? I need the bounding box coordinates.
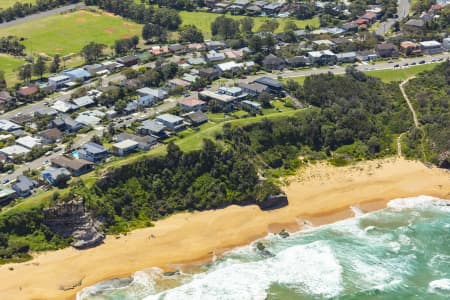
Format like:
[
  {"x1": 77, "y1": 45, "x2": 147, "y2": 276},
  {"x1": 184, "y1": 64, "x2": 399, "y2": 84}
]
[
  {"x1": 364, "y1": 63, "x2": 439, "y2": 82},
  {"x1": 179, "y1": 11, "x2": 319, "y2": 38},
  {"x1": 0, "y1": 54, "x2": 26, "y2": 86},
  {"x1": 0, "y1": 9, "x2": 143, "y2": 56},
  {"x1": 0, "y1": 0, "x2": 34, "y2": 9}
]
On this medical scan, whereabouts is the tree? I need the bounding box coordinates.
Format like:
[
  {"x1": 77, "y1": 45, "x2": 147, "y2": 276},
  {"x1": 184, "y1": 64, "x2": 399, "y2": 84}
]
[
  {"x1": 18, "y1": 64, "x2": 32, "y2": 82},
  {"x1": 179, "y1": 25, "x2": 204, "y2": 43},
  {"x1": 258, "y1": 19, "x2": 279, "y2": 32},
  {"x1": 240, "y1": 17, "x2": 254, "y2": 34},
  {"x1": 284, "y1": 20, "x2": 298, "y2": 32},
  {"x1": 81, "y1": 42, "x2": 106, "y2": 63},
  {"x1": 32, "y1": 56, "x2": 46, "y2": 78},
  {"x1": 248, "y1": 35, "x2": 263, "y2": 53},
  {"x1": 142, "y1": 23, "x2": 167, "y2": 42},
  {"x1": 258, "y1": 91, "x2": 272, "y2": 108},
  {"x1": 49, "y1": 54, "x2": 61, "y2": 73},
  {"x1": 211, "y1": 16, "x2": 240, "y2": 39},
  {"x1": 0, "y1": 70, "x2": 6, "y2": 89}
]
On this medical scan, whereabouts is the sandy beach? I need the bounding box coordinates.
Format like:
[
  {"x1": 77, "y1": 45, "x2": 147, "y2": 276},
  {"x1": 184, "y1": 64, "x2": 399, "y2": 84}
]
[{"x1": 0, "y1": 157, "x2": 449, "y2": 300}]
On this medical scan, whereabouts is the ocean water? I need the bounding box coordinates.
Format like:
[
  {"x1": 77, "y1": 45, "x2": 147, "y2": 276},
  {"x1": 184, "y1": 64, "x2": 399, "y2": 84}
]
[{"x1": 77, "y1": 195, "x2": 450, "y2": 300}]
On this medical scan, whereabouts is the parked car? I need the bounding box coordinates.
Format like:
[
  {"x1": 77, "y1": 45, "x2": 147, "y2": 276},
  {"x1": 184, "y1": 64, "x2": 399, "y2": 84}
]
[
  {"x1": 419, "y1": 60, "x2": 425, "y2": 64},
  {"x1": 2, "y1": 179, "x2": 9, "y2": 184}
]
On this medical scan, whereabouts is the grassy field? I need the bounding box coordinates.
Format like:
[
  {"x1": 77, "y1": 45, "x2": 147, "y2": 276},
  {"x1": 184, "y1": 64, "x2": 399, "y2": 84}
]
[
  {"x1": 0, "y1": 0, "x2": 34, "y2": 9},
  {"x1": 0, "y1": 9, "x2": 143, "y2": 56},
  {"x1": 179, "y1": 11, "x2": 320, "y2": 39},
  {"x1": 365, "y1": 63, "x2": 439, "y2": 82},
  {"x1": 0, "y1": 54, "x2": 26, "y2": 86}
]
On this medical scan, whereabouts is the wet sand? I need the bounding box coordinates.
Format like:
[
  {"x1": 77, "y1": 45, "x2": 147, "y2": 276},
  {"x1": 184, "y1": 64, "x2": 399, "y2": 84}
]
[{"x1": 0, "y1": 157, "x2": 448, "y2": 300}]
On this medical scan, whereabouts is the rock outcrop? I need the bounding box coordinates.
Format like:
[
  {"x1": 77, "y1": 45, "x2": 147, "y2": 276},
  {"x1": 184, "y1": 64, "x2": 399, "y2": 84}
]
[
  {"x1": 258, "y1": 193, "x2": 288, "y2": 210},
  {"x1": 43, "y1": 198, "x2": 104, "y2": 249}
]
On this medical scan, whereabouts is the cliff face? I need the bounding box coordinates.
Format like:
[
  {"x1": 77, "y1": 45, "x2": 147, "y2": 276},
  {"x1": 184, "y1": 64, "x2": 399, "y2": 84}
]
[{"x1": 43, "y1": 198, "x2": 104, "y2": 249}]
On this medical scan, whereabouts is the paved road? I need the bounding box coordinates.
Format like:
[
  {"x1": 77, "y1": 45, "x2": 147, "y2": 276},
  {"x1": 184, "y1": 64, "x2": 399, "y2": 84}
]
[
  {"x1": 375, "y1": 0, "x2": 410, "y2": 36},
  {"x1": 0, "y1": 3, "x2": 85, "y2": 30}
]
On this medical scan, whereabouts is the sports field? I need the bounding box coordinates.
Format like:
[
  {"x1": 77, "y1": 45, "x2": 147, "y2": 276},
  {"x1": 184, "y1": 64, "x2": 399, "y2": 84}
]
[
  {"x1": 0, "y1": 0, "x2": 34, "y2": 9},
  {"x1": 0, "y1": 9, "x2": 142, "y2": 56},
  {"x1": 0, "y1": 54, "x2": 26, "y2": 86},
  {"x1": 179, "y1": 11, "x2": 319, "y2": 39}
]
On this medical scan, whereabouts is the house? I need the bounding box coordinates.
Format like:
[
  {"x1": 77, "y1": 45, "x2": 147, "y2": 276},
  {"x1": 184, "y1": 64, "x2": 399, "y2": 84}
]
[
  {"x1": 400, "y1": 41, "x2": 422, "y2": 56},
  {"x1": 199, "y1": 90, "x2": 236, "y2": 111},
  {"x1": 0, "y1": 91, "x2": 15, "y2": 109},
  {"x1": 218, "y1": 86, "x2": 245, "y2": 98},
  {"x1": 112, "y1": 139, "x2": 139, "y2": 156},
  {"x1": 168, "y1": 43, "x2": 186, "y2": 54},
  {"x1": 35, "y1": 107, "x2": 58, "y2": 117},
  {"x1": 137, "y1": 87, "x2": 168, "y2": 101},
  {"x1": 183, "y1": 111, "x2": 208, "y2": 126},
  {"x1": 75, "y1": 114, "x2": 101, "y2": 127},
  {"x1": 78, "y1": 142, "x2": 109, "y2": 163},
  {"x1": 0, "y1": 145, "x2": 30, "y2": 158},
  {"x1": 16, "y1": 85, "x2": 39, "y2": 98},
  {"x1": 240, "y1": 100, "x2": 262, "y2": 113},
  {"x1": 38, "y1": 128, "x2": 63, "y2": 144},
  {"x1": 246, "y1": 4, "x2": 262, "y2": 15},
  {"x1": 404, "y1": 19, "x2": 425, "y2": 31},
  {"x1": 48, "y1": 75, "x2": 71, "y2": 88},
  {"x1": 206, "y1": 50, "x2": 226, "y2": 62},
  {"x1": 336, "y1": 52, "x2": 357, "y2": 63},
  {"x1": 262, "y1": 54, "x2": 285, "y2": 70},
  {"x1": 205, "y1": 41, "x2": 227, "y2": 50},
  {"x1": 7, "y1": 115, "x2": 32, "y2": 127},
  {"x1": 16, "y1": 136, "x2": 42, "y2": 149},
  {"x1": 199, "y1": 68, "x2": 221, "y2": 81},
  {"x1": 0, "y1": 185, "x2": 16, "y2": 206},
  {"x1": 216, "y1": 61, "x2": 255, "y2": 73},
  {"x1": 443, "y1": 37, "x2": 450, "y2": 50},
  {"x1": 59, "y1": 115, "x2": 83, "y2": 132},
  {"x1": 168, "y1": 78, "x2": 191, "y2": 89},
  {"x1": 52, "y1": 100, "x2": 79, "y2": 113},
  {"x1": 263, "y1": 2, "x2": 284, "y2": 15},
  {"x1": 419, "y1": 41, "x2": 443, "y2": 54},
  {"x1": 0, "y1": 119, "x2": 22, "y2": 132},
  {"x1": 238, "y1": 82, "x2": 268, "y2": 96},
  {"x1": 254, "y1": 77, "x2": 283, "y2": 94},
  {"x1": 137, "y1": 119, "x2": 167, "y2": 138},
  {"x1": 307, "y1": 50, "x2": 337, "y2": 65},
  {"x1": 179, "y1": 98, "x2": 207, "y2": 111},
  {"x1": 72, "y1": 95, "x2": 95, "y2": 108},
  {"x1": 285, "y1": 56, "x2": 309, "y2": 68},
  {"x1": 224, "y1": 50, "x2": 244, "y2": 60},
  {"x1": 187, "y1": 43, "x2": 205, "y2": 52},
  {"x1": 61, "y1": 68, "x2": 91, "y2": 82},
  {"x1": 12, "y1": 175, "x2": 37, "y2": 198},
  {"x1": 116, "y1": 132, "x2": 157, "y2": 150},
  {"x1": 188, "y1": 57, "x2": 206, "y2": 65},
  {"x1": 41, "y1": 167, "x2": 71, "y2": 186},
  {"x1": 312, "y1": 39, "x2": 335, "y2": 48},
  {"x1": 182, "y1": 73, "x2": 200, "y2": 83},
  {"x1": 341, "y1": 22, "x2": 359, "y2": 32},
  {"x1": 150, "y1": 45, "x2": 169, "y2": 56},
  {"x1": 156, "y1": 114, "x2": 186, "y2": 132},
  {"x1": 375, "y1": 43, "x2": 398, "y2": 58},
  {"x1": 116, "y1": 55, "x2": 139, "y2": 67},
  {"x1": 51, "y1": 156, "x2": 93, "y2": 176},
  {"x1": 360, "y1": 12, "x2": 377, "y2": 24},
  {"x1": 357, "y1": 50, "x2": 377, "y2": 61}
]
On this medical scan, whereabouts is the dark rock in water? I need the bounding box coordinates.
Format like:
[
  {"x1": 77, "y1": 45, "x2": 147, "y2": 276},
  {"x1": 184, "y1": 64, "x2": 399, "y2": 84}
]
[
  {"x1": 163, "y1": 270, "x2": 180, "y2": 277},
  {"x1": 43, "y1": 198, "x2": 104, "y2": 249},
  {"x1": 279, "y1": 229, "x2": 289, "y2": 238},
  {"x1": 256, "y1": 242, "x2": 274, "y2": 257},
  {"x1": 256, "y1": 241, "x2": 265, "y2": 251},
  {"x1": 258, "y1": 194, "x2": 288, "y2": 210}
]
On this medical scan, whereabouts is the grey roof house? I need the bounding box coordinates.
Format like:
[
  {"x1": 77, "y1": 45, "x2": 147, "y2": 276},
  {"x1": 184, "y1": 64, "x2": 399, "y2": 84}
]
[{"x1": 12, "y1": 175, "x2": 38, "y2": 197}]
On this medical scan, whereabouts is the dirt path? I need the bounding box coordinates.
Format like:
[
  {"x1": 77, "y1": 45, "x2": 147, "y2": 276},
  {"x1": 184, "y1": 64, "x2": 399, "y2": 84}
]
[{"x1": 399, "y1": 76, "x2": 419, "y2": 128}]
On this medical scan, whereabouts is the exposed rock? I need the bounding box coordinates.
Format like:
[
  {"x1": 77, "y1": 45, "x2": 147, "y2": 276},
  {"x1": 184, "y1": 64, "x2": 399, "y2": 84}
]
[
  {"x1": 43, "y1": 198, "x2": 104, "y2": 249},
  {"x1": 437, "y1": 151, "x2": 450, "y2": 169},
  {"x1": 258, "y1": 193, "x2": 288, "y2": 210}
]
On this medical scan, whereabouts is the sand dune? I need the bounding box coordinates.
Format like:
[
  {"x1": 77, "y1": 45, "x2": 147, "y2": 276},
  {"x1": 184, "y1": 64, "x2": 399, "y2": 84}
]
[{"x1": 0, "y1": 157, "x2": 448, "y2": 300}]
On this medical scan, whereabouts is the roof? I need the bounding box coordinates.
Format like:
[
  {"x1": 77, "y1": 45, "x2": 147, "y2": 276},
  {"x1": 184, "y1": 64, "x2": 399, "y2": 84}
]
[
  {"x1": 52, "y1": 100, "x2": 79, "y2": 113},
  {"x1": 139, "y1": 119, "x2": 166, "y2": 133},
  {"x1": 72, "y1": 95, "x2": 94, "y2": 107},
  {"x1": 336, "y1": 52, "x2": 357, "y2": 58},
  {"x1": 39, "y1": 128, "x2": 63, "y2": 140},
  {"x1": 184, "y1": 111, "x2": 208, "y2": 123},
  {"x1": 16, "y1": 136, "x2": 42, "y2": 149},
  {"x1": 81, "y1": 142, "x2": 108, "y2": 154},
  {"x1": 17, "y1": 85, "x2": 38, "y2": 97},
  {"x1": 113, "y1": 139, "x2": 139, "y2": 150},
  {"x1": 238, "y1": 82, "x2": 268, "y2": 93},
  {"x1": 0, "y1": 119, "x2": 22, "y2": 132},
  {"x1": 137, "y1": 87, "x2": 168, "y2": 99},
  {"x1": 42, "y1": 166, "x2": 71, "y2": 179},
  {"x1": 62, "y1": 68, "x2": 91, "y2": 79},
  {"x1": 0, "y1": 145, "x2": 30, "y2": 156},
  {"x1": 376, "y1": 43, "x2": 397, "y2": 50},
  {"x1": 75, "y1": 114, "x2": 101, "y2": 126},
  {"x1": 48, "y1": 75, "x2": 70, "y2": 82},
  {"x1": 51, "y1": 156, "x2": 93, "y2": 171},
  {"x1": 420, "y1": 40, "x2": 441, "y2": 47},
  {"x1": 308, "y1": 50, "x2": 336, "y2": 57},
  {"x1": 169, "y1": 78, "x2": 191, "y2": 87},
  {"x1": 157, "y1": 113, "x2": 184, "y2": 124},
  {"x1": 285, "y1": 56, "x2": 309, "y2": 64},
  {"x1": 0, "y1": 185, "x2": 15, "y2": 198},
  {"x1": 117, "y1": 55, "x2": 139, "y2": 63},
  {"x1": 262, "y1": 54, "x2": 284, "y2": 65},
  {"x1": 199, "y1": 90, "x2": 235, "y2": 103},
  {"x1": 180, "y1": 98, "x2": 206, "y2": 107},
  {"x1": 35, "y1": 107, "x2": 58, "y2": 116},
  {"x1": 254, "y1": 77, "x2": 283, "y2": 89},
  {"x1": 116, "y1": 132, "x2": 157, "y2": 145},
  {"x1": 242, "y1": 100, "x2": 261, "y2": 107},
  {"x1": 12, "y1": 175, "x2": 36, "y2": 192}
]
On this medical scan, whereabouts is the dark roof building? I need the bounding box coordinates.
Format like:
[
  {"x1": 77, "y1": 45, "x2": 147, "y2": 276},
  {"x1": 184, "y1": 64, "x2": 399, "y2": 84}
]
[
  {"x1": 183, "y1": 111, "x2": 208, "y2": 126},
  {"x1": 12, "y1": 175, "x2": 37, "y2": 197},
  {"x1": 262, "y1": 54, "x2": 285, "y2": 70}
]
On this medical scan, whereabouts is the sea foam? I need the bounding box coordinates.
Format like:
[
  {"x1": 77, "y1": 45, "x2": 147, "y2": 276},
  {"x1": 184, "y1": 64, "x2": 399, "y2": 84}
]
[{"x1": 143, "y1": 241, "x2": 343, "y2": 300}]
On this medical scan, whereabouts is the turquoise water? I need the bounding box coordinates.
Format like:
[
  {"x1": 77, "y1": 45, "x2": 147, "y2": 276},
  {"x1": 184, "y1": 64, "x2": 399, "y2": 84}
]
[
  {"x1": 72, "y1": 151, "x2": 79, "y2": 158},
  {"x1": 77, "y1": 196, "x2": 450, "y2": 300}
]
